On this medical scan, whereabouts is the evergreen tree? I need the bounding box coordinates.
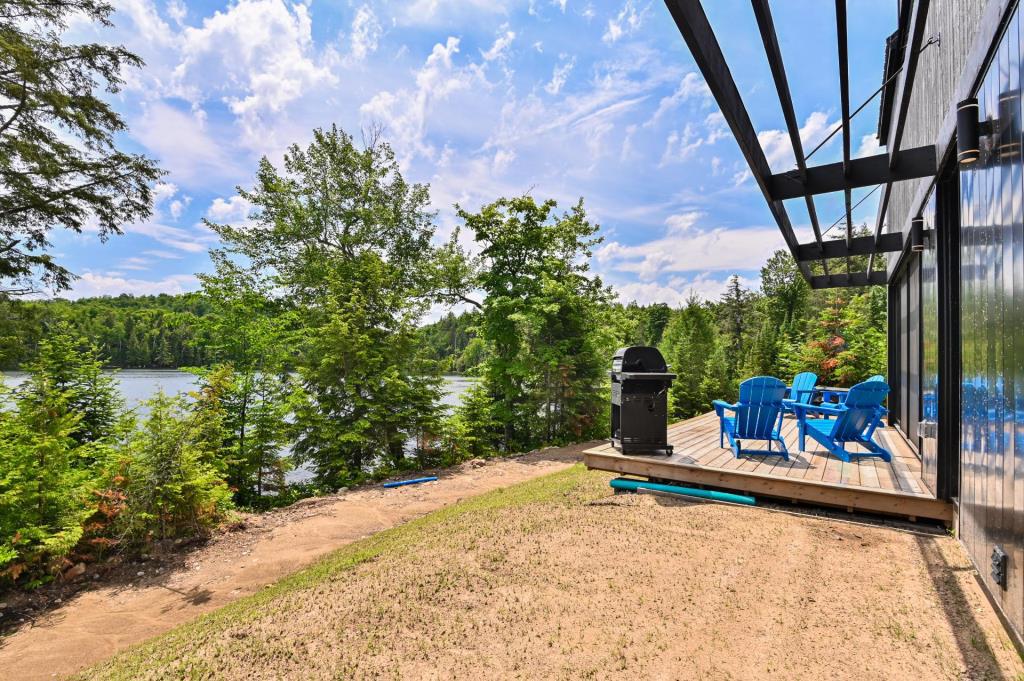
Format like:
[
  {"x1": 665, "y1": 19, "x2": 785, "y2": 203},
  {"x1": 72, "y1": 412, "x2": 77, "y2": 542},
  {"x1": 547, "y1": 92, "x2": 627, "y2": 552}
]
[
  {"x1": 716, "y1": 275, "x2": 756, "y2": 382},
  {"x1": 660, "y1": 296, "x2": 717, "y2": 418},
  {"x1": 113, "y1": 392, "x2": 232, "y2": 543},
  {"x1": 0, "y1": 0, "x2": 162, "y2": 296}
]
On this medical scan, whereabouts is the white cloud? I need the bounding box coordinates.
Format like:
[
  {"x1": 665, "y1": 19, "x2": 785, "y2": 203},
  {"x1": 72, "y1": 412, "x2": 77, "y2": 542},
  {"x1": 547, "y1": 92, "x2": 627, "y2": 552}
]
[
  {"x1": 603, "y1": 1, "x2": 646, "y2": 44},
  {"x1": 207, "y1": 195, "x2": 251, "y2": 222},
  {"x1": 142, "y1": 249, "x2": 183, "y2": 260},
  {"x1": 119, "y1": 256, "x2": 151, "y2": 271},
  {"x1": 659, "y1": 112, "x2": 728, "y2": 166},
  {"x1": 68, "y1": 273, "x2": 200, "y2": 299},
  {"x1": 613, "y1": 273, "x2": 749, "y2": 306},
  {"x1": 595, "y1": 213, "x2": 785, "y2": 282},
  {"x1": 132, "y1": 102, "x2": 241, "y2": 184},
  {"x1": 125, "y1": 221, "x2": 217, "y2": 253},
  {"x1": 492, "y1": 148, "x2": 516, "y2": 174},
  {"x1": 545, "y1": 55, "x2": 576, "y2": 95},
  {"x1": 757, "y1": 110, "x2": 837, "y2": 172},
  {"x1": 646, "y1": 73, "x2": 712, "y2": 127},
  {"x1": 348, "y1": 4, "x2": 382, "y2": 62},
  {"x1": 482, "y1": 30, "x2": 515, "y2": 61},
  {"x1": 166, "y1": 0, "x2": 187, "y2": 25},
  {"x1": 171, "y1": 0, "x2": 337, "y2": 149},
  {"x1": 856, "y1": 132, "x2": 883, "y2": 158},
  {"x1": 168, "y1": 198, "x2": 189, "y2": 220},
  {"x1": 361, "y1": 37, "x2": 482, "y2": 160}
]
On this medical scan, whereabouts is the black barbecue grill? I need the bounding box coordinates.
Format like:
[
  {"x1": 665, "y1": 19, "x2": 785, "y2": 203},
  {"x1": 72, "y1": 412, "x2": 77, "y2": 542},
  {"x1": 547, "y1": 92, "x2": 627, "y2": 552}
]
[{"x1": 610, "y1": 346, "x2": 676, "y2": 455}]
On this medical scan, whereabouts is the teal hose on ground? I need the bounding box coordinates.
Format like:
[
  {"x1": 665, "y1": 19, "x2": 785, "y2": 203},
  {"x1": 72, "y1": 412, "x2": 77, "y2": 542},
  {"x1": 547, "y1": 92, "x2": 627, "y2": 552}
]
[{"x1": 609, "y1": 477, "x2": 755, "y2": 506}]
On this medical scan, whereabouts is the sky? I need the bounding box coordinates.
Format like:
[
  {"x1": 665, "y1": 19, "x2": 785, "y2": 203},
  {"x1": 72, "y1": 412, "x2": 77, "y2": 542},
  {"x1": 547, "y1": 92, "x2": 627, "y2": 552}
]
[{"x1": 55, "y1": 0, "x2": 898, "y2": 311}]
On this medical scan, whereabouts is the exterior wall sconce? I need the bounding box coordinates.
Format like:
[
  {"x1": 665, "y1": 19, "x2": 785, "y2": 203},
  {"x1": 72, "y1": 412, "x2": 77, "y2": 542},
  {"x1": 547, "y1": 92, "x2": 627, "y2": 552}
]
[
  {"x1": 998, "y1": 89, "x2": 1021, "y2": 160},
  {"x1": 910, "y1": 217, "x2": 926, "y2": 252},
  {"x1": 957, "y1": 98, "x2": 981, "y2": 165}
]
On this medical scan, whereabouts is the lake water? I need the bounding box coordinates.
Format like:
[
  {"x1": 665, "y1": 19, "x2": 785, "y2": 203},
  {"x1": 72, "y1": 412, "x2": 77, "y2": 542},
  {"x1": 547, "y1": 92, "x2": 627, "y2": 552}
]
[
  {"x1": 2, "y1": 370, "x2": 477, "y2": 484},
  {"x1": 2, "y1": 369, "x2": 476, "y2": 410}
]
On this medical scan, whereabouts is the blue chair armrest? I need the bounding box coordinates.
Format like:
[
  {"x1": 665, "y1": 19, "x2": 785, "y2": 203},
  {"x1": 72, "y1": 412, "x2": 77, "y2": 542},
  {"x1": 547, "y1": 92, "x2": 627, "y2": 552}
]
[
  {"x1": 712, "y1": 400, "x2": 737, "y2": 416},
  {"x1": 793, "y1": 402, "x2": 845, "y2": 418}
]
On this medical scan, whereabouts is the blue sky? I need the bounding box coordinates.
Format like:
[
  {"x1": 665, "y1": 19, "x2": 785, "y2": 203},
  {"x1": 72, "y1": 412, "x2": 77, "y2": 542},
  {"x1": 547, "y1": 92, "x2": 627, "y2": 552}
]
[{"x1": 56, "y1": 0, "x2": 897, "y2": 309}]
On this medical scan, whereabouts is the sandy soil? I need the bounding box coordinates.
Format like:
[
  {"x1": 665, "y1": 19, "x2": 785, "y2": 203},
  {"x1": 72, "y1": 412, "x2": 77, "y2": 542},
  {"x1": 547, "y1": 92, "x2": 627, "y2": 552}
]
[
  {"x1": 82, "y1": 467, "x2": 1023, "y2": 681},
  {"x1": 0, "y1": 445, "x2": 588, "y2": 681}
]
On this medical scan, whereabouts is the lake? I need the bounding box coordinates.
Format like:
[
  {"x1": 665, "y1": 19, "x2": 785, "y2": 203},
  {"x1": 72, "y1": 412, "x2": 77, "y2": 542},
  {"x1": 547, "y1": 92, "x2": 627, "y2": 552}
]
[
  {"x1": 2, "y1": 370, "x2": 478, "y2": 484},
  {"x1": 2, "y1": 369, "x2": 477, "y2": 410}
]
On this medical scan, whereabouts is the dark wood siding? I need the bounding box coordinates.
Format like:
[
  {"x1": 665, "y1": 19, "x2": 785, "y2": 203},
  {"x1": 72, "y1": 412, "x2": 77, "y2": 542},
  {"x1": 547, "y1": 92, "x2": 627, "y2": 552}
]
[{"x1": 958, "y1": 3, "x2": 1024, "y2": 637}]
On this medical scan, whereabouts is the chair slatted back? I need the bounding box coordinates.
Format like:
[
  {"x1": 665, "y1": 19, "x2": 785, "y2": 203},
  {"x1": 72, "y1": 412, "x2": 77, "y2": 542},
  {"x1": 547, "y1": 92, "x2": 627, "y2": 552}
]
[
  {"x1": 830, "y1": 380, "x2": 890, "y2": 440},
  {"x1": 789, "y1": 372, "x2": 818, "y2": 405},
  {"x1": 734, "y1": 376, "x2": 786, "y2": 439},
  {"x1": 866, "y1": 374, "x2": 885, "y2": 382}
]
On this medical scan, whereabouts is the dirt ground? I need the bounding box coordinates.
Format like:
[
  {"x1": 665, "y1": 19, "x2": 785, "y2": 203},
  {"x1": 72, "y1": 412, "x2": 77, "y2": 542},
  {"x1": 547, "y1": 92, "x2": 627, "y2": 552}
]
[
  {"x1": 0, "y1": 445, "x2": 588, "y2": 681},
  {"x1": 78, "y1": 466, "x2": 1023, "y2": 681}
]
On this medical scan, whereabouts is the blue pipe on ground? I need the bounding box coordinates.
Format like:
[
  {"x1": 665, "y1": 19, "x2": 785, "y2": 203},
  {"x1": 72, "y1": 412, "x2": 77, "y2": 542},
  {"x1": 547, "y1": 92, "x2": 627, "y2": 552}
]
[
  {"x1": 610, "y1": 477, "x2": 755, "y2": 506},
  {"x1": 383, "y1": 476, "x2": 438, "y2": 489}
]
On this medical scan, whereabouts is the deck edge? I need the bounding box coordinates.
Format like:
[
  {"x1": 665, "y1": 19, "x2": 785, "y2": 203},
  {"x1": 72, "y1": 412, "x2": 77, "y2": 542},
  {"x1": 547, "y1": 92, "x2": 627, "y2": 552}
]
[{"x1": 584, "y1": 449, "x2": 953, "y2": 524}]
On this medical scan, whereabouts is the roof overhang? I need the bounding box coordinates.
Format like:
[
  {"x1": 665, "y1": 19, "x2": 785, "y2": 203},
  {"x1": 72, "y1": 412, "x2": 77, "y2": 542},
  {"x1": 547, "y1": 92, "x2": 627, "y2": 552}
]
[{"x1": 662, "y1": 0, "x2": 935, "y2": 289}]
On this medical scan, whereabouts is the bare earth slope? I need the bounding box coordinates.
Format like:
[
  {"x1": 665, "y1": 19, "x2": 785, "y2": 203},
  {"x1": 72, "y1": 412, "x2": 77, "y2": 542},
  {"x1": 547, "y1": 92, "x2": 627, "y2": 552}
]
[
  {"x1": 0, "y1": 445, "x2": 587, "y2": 681},
  {"x1": 79, "y1": 465, "x2": 1022, "y2": 680}
]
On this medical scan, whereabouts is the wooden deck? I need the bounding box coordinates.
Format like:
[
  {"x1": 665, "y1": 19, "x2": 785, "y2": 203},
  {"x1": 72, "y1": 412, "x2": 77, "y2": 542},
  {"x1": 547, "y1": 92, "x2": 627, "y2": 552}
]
[{"x1": 584, "y1": 412, "x2": 953, "y2": 524}]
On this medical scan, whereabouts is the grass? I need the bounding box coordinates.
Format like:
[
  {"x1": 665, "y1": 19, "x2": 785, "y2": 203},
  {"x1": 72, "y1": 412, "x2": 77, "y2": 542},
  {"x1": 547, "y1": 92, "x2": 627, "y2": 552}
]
[
  {"x1": 78, "y1": 464, "x2": 601, "y2": 680},
  {"x1": 78, "y1": 463, "x2": 1024, "y2": 681}
]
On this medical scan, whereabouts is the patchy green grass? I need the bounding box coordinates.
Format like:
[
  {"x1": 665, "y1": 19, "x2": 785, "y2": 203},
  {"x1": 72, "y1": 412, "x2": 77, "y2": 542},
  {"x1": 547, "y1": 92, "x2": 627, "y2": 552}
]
[
  {"x1": 79, "y1": 464, "x2": 1024, "y2": 681},
  {"x1": 78, "y1": 464, "x2": 604, "y2": 680}
]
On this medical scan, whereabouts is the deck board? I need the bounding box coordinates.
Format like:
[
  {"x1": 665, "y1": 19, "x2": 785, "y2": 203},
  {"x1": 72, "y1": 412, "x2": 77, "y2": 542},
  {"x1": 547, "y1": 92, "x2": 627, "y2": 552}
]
[{"x1": 585, "y1": 412, "x2": 953, "y2": 523}]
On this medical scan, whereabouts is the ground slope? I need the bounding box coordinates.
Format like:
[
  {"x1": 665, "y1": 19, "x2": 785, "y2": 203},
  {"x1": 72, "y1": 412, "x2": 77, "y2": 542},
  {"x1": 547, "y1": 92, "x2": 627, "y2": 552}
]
[
  {"x1": 79, "y1": 465, "x2": 1022, "y2": 681},
  {"x1": 0, "y1": 445, "x2": 586, "y2": 680}
]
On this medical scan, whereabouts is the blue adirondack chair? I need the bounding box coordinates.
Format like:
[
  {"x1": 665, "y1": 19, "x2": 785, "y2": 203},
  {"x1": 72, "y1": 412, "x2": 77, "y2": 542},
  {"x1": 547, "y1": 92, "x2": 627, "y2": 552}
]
[
  {"x1": 793, "y1": 379, "x2": 892, "y2": 462},
  {"x1": 782, "y1": 371, "x2": 818, "y2": 414},
  {"x1": 713, "y1": 376, "x2": 789, "y2": 461}
]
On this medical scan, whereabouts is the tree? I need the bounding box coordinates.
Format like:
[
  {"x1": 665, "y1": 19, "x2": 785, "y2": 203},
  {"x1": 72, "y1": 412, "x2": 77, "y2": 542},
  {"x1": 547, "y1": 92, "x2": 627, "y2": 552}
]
[
  {"x1": 207, "y1": 126, "x2": 449, "y2": 488},
  {"x1": 716, "y1": 275, "x2": 756, "y2": 382},
  {"x1": 0, "y1": 1, "x2": 162, "y2": 296},
  {"x1": 760, "y1": 249, "x2": 809, "y2": 331},
  {"x1": 660, "y1": 296, "x2": 717, "y2": 418},
  {"x1": 19, "y1": 322, "x2": 125, "y2": 445},
  {"x1": 0, "y1": 324, "x2": 123, "y2": 584},
  {"x1": 112, "y1": 391, "x2": 232, "y2": 543},
  {"x1": 457, "y1": 196, "x2": 613, "y2": 452},
  {"x1": 0, "y1": 383, "x2": 94, "y2": 585}
]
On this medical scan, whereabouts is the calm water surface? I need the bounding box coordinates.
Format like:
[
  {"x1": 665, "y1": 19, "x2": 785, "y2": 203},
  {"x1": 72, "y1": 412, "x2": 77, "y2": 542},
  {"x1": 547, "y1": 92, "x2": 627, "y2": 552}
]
[
  {"x1": 3, "y1": 370, "x2": 475, "y2": 409},
  {"x1": 2, "y1": 370, "x2": 477, "y2": 484}
]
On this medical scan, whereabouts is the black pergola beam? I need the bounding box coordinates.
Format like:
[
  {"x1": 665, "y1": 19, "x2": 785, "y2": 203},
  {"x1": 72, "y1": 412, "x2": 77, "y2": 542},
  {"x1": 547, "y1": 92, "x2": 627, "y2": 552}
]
[
  {"x1": 836, "y1": 0, "x2": 853, "y2": 252},
  {"x1": 663, "y1": 0, "x2": 812, "y2": 281},
  {"x1": 767, "y1": 145, "x2": 936, "y2": 200},
  {"x1": 796, "y1": 231, "x2": 903, "y2": 261},
  {"x1": 751, "y1": 0, "x2": 828, "y2": 271},
  {"x1": 810, "y1": 270, "x2": 889, "y2": 289},
  {"x1": 870, "y1": 0, "x2": 930, "y2": 274},
  {"x1": 886, "y1": 0, "x2": 930, "y2": 164}
]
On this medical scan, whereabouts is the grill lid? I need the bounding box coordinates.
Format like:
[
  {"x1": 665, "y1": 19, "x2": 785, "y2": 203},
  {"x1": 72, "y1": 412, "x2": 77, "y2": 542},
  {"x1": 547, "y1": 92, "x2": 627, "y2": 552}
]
[{"x1": 611, "y1": 346, "x2": 668, "y2": 373}]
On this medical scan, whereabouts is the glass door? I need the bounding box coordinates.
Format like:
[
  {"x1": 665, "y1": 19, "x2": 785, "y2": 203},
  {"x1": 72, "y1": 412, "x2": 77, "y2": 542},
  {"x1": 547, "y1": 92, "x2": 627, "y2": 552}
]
[{"x1": 920, "y1": 193, "x2": 939, "y2": 493}]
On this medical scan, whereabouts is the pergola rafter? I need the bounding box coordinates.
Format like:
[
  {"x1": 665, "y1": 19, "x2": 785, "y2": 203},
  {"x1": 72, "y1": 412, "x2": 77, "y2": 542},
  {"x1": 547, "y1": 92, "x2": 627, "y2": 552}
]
[{"x1": 663, "y1": 0, "x2": 938, "y2": 289}]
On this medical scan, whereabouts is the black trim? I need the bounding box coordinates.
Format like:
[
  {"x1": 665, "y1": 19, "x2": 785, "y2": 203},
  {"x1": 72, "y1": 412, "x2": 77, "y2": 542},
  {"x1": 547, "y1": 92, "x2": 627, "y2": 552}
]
[{"x1": 935, "y1": 169, "x2": 960, "y2": 501}]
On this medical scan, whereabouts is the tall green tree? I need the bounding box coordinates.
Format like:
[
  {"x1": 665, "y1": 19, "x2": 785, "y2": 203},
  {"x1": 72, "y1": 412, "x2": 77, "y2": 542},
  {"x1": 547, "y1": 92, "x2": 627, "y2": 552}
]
[
  {"x1": 0, "y1": 1, "x2": 162, "y2": 295},
  {"x1": 196, "y1": 254, "x2": 295, "y2": 504},
  {"x1": 660, "y1": 296, "x2": 717, "y2": 418},
  {"x1": 456, "y1": 196, "x2": 613, "y2": 452},
  {"x1": 760, "y1": 249, "x2": 809, "y2": 331},
  {"x1": 207, "y1": 126, "x2": 449, "y2": 488},
  {"x1": 716, "y1": 275, "x2": 756, "y2": 382}
]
